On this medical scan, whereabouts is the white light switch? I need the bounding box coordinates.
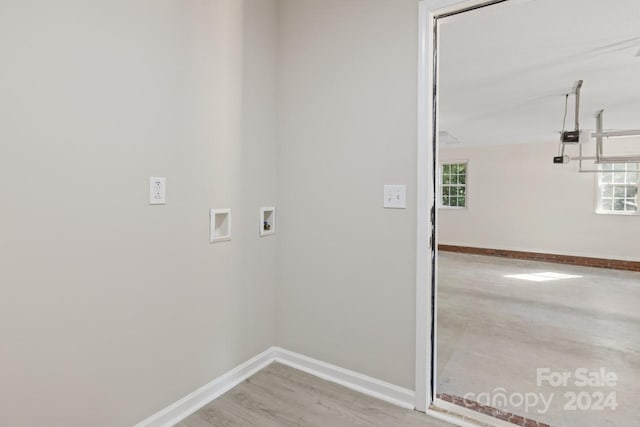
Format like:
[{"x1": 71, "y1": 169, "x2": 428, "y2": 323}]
[
  {"x1": 149, "y1": 177, "x2": 166, "y2": 205},
  {"x1": 384, "y1": 185, "x2": 406, "y2": 209}
]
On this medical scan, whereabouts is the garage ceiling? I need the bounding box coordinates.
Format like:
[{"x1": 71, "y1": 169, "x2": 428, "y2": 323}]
[{"x1": 438, "y1": 0, "x2": 640, "y2": 147}]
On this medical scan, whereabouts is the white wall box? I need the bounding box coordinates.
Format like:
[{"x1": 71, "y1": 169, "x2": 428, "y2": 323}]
[
  {"x1": 383, "y1": 185, "x2": 407, "y2": 209},
  {"x1": 260, "y1": 207, "x2": 276, "y2": 236},
  {"x1": 210, "y1": 209, "x2": 231, "y2": 243},
  {"x1": 149, "y1": 177, "x2": 166, "y2": 205}
]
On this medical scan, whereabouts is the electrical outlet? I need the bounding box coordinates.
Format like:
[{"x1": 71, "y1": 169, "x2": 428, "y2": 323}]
[{"x1": 149, "y1": 177, "x2": 166, "y2": 205}]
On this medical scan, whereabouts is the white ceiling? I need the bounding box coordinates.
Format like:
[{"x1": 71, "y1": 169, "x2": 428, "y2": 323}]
[{"x1": 438, "y1": 0, "x2": 640, "y2": 147}]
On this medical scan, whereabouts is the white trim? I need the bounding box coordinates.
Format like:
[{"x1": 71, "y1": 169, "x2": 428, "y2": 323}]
[
  {"x1": 272, "y1": 347, "x2": 416, "y2": 410},
  {"x1": 133, "y1": 347, "x2": 274, "y2": 427},
  {"x1": 133, "y1": 347, "x2": 427, "y2": 427},
  {"x1": 417, "y1": 0, "x2": 519, "y2": 418},
  {"x1": 415, "y1": 0, "x2": 432, "y2": 413},
  {"x1": 416, "y1": 0, "x2": 463, "y2": 413},
  {"x1": 595, "y1": 210, "x2": 640, "y2": 216}
]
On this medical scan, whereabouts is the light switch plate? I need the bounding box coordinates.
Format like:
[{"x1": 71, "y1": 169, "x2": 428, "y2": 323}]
[
  {"x1": 384, "y1": 185, "x2": 406, "y2": 209},
  {"x1": 149, "y1": 177, "x2": 166, "y2": 205}
]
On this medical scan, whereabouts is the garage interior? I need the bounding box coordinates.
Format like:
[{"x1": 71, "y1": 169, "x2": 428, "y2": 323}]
[{"x1": 435, "y1": 1, "x2": 640, "y2": 426}]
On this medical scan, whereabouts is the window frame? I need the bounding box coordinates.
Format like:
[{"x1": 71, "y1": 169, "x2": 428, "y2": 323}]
[
  {"x1": 438, "y1": 160, "x2": 468, "y2": 210},
  {"x1": 595, "y1": 162, "x2": 640, "y2": 216}
]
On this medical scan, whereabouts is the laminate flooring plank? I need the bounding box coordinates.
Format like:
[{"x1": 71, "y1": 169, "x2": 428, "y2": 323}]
[
  {"x1": 179, "y1": 401, "x2": 268, "y2": 427},
  {"x1": 224, "y1": 373, "x2": 358, "y2": 427},
  {"x1": 216, "y1": 382, "x2": 308, "y2": 427},
  {"x1": 255, "y1": 363, "x2": 413, "y2": 426},
  {"x1": 175, "y1": 411, "x2": 234, "y2": 427},
  {"x1": 178, "y1": 363, "x2": 456, "y2": 427},
  {"x1": 244, "y1": 366, "x2": 375, "y2": 426},
  {"x1": 200, "y1": 393, "x2": 286, "y2": 427}
]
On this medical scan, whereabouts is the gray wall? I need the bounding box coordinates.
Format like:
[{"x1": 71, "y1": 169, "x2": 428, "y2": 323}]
[
  {"x1": 439, "y1": 141, "x2": 640, "y2": 261},
  {"x1": 276, "y1": 0, "x2": 420, "y2": 390},
  {"x1": 0, "y1": 0, "x2": 436, "y2": 424},
  {"x1": 0, "y1": 1, "x2": 277, "y2": 426}
]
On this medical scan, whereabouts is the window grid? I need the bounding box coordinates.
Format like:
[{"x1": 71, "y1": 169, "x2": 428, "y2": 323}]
[
  {"x1": 441, "y1": 163, "x2": 467, "y2": 208},
  {"x1": 598, "y1": 163, "x2": 639, "y2": 214}
]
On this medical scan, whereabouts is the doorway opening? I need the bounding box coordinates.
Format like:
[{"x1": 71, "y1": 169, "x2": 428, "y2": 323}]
[{"x1": 421, "y1": 1, "x2": 640, "y2": 426}]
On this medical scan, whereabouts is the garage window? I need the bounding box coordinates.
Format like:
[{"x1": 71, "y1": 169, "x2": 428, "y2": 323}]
[
  {"x1": 440, "y1": 162, "x2": 467, "y2": 208},
  {"x1": 597, "y1": 163, "x2": 639, "y2": 214}
]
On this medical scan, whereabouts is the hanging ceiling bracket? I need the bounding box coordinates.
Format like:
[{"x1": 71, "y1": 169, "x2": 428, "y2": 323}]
[{"x1": 560, "y1": 80, "x2": 583, "y2": 144}]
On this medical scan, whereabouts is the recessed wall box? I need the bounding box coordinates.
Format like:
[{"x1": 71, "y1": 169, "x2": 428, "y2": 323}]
[
  {"x1": 210, "y1": 209, "x2": 231, "y2": 243},
  {"x1": 260, "y1": 207, "x2": 276, "y2": 236}
]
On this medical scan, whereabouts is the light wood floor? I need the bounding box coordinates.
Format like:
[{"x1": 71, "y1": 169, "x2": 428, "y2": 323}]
[{"x1": 177, "y1": 363, "x2": 455, "y2": 427}]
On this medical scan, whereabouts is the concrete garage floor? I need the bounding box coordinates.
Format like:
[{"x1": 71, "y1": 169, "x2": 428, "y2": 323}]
[{"x1": 436, "y1": 252, "x2": 640, "y2": 427}]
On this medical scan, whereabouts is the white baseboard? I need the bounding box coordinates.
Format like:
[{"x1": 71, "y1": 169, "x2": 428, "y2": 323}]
[
  {"x1": 133, "y1": 347, "x2": 274, "y2": 427},
  {"x1": 133, "y1": 346, "x2": 417, "y2": 427},
  {"x1": 272, "y1": 347, "x2": 416, "y2": 410}
]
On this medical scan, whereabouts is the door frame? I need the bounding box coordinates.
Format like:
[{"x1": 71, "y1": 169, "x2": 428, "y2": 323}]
[{"x1": 415, "y1": 0, "x2": 513, "y2": 414}]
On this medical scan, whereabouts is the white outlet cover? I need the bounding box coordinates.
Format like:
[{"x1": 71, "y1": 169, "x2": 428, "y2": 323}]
[
  {"x1": 149, "y1": 177, "x2": 166, "y2": 205},
  {"x1": 384, "y1": 185, "x2": 406, "y2": 209}
]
